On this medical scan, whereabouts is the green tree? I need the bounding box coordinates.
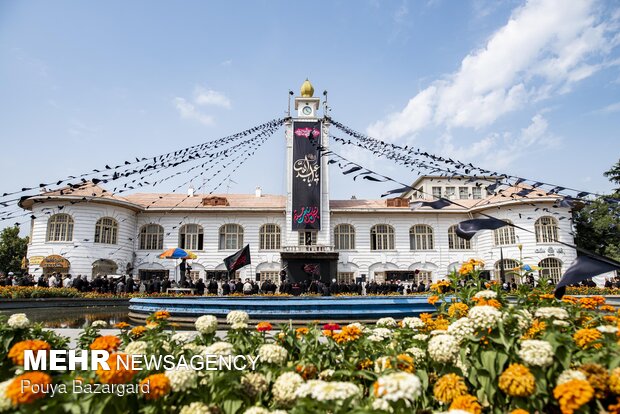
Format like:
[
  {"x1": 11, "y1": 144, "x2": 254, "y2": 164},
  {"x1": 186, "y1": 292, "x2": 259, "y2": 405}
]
[
  {"x1": 574, "y1": 158, "x2": 620, "y2": 261},
  {"x1": 0, "y1": 226, "x2": 29, "y2": 274}
]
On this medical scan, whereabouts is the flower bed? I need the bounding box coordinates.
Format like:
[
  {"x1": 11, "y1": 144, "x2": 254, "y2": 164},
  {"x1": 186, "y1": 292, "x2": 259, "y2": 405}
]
[{"x1": 1, "y1": 271, "x2": 620, "y2": 413}]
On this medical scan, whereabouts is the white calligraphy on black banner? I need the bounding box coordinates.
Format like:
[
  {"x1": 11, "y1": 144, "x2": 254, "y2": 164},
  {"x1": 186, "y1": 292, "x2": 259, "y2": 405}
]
[{"x1": 292, "y1": 121, "x2": 321, "y2": 230}]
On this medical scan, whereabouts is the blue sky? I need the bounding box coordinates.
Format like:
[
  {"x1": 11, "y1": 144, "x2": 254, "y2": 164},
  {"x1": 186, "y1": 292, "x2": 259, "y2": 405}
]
[{"x1": 1, "y1": 0, "x2": 620, "y2": 232}]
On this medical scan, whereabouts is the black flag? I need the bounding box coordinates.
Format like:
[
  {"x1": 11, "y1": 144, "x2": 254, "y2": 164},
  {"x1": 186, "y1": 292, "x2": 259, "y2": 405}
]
[
  {"x1": 410, "y1": 198, "x2": 452, "y2": 210},
  {"x1": 455, "y1": 217, "x2": 509, "y2": 240},
  {"x1": 554, "y1": 255, "x2": 620, "y2": 299},
  {"x1": 224, "y1": 244, "x2": 251, "y2": 272}
]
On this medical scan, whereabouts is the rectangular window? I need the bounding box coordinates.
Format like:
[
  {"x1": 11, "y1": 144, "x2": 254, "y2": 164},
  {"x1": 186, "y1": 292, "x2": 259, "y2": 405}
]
[
  {"x1": 260, "y1": 271, "x2": 280, "y2": 283},
  {"x1": 299, "y1": 231, "x2": 317, "y2": 246},
  {"x1": 472, "y1": 187, "x2": 482, "y2": 199},
  {"x1": 432, "y1": 186, "x2": 442, "y2": 199},
  {"x1": 337, "y1": 272, "x2": 355, "y2": 284},
  {"x1": 445, "y1": 187, "x2": 455, "y2": 198},
  {"x1": 459, "y1": 187, "x2": 469, "y2": 199}
]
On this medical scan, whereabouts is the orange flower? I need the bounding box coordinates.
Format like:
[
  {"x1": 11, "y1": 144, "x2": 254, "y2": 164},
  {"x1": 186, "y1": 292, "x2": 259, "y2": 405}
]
[
  {"x1": 553, "y1": 379, "x2": 594, "y2": 414},
  {"x1": 130, "y1": 326, "x2": 146, "y2": 338},
  {"x1": 499, "y1": 364, "x2": 535, "y2": 397},
  {"x1": 539, "y1": 294, "x2": 555, "y2": 300},
  {"x1": 428, "y1": 295, "x2": 440, "y2": 305},
  {"x1": 153, "y1": 310, "x2": 170, "y2": 320},
  {"x1": 434, "y1": 373, "x2": 468, "y2": 403},
  {"x1": 510, "y1": 410, "x2": 529, "y2": 414},
  {"x1": 448, "y1": 303, "x2": 469, "y2": 319},
  {"x1": 573, "y1": 328, "x2": 603, "y2": 350},
  {"x1": 140, "y1": 373, "x2": 170, "y2": 400},
  {"x1": 522, "y1": 319, "x2": 546, "y2": 340},
  {"x1": 332, "y1": 325, "x2": 363, "y2": 344},
  {"x1": 601, "y1": 305, "x2": 616, "y2": 313},
  {"x1": 89, "y1": 335, "x2": 121, "y2": 353},
  {"x1": 96, "y1": 353, "x2": 137, "y2": 384},
  {"x1": 114, "y1": 322, "x2": 130, "y2": 329},
  {"x1": 6, "y1": 372, "x2": 52, "y2": 405},
  {"x1": 395, "y1": 354, "x2": 415, "y2": 373},
  {"x1": 357, "y1": 359, "x2": 373, "y2": 370},
  {"x1": 8, "y1": 339, "x2": 51, "y2": 366},
  {"x1": 295, "y1": 364, "x2": 318, "y2": 380},
  {"x1": 295, "y1": 327, "x2": 309, "y2": 338},
  {"x1": 450, "y1": 394, "x2": 482, "y2": 414},
  {"x1": 256, "y1": 322, "x2": 273, "y2": 332}
]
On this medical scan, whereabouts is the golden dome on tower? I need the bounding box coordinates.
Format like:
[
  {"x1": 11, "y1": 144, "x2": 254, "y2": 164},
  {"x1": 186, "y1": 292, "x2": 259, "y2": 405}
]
[{"x1": 300, "y1": 78, "x2": 314, "y2": 97}]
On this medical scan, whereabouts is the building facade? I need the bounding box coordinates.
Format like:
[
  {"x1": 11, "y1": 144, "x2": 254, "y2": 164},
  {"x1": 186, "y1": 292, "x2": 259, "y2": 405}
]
[{"x1": 20, "y1": 81, "x2": 577, "y2": 285}]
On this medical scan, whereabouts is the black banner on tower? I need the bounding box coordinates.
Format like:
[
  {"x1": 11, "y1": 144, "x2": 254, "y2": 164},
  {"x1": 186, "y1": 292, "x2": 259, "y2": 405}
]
[{"x1": 292, "y1": 121, "x2": 321, "y2": 230}]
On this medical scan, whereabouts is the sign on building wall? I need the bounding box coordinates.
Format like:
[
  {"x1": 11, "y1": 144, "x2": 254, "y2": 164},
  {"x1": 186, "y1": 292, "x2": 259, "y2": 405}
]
[{"x1": 292, "y1": 121, "x2": 321, "y2": 230}]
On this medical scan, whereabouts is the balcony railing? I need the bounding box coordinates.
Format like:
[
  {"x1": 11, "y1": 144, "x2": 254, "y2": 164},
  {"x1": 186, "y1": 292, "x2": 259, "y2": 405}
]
[{"x1": 282, "y1": 245, "x2": 335, "y2": 253}]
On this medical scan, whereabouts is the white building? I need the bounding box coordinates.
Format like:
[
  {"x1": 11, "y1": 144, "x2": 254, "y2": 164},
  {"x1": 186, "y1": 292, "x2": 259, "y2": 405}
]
[{"x1": 20, "y1": 80, "x2": 577, "y2": 285}]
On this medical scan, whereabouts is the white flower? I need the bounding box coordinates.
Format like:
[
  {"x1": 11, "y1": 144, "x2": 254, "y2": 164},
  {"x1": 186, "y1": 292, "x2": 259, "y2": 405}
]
[
  {"x1": 473, "y1": 290, "x2": 497, "y2": 299},
  {"x1": 226, "y1": 310, "x2": 249, "y2": 325},
  {"x1": 427, "y1": 334, "x2": 459, "y2": 363},
  {"x1": 231, "y1": 322, "x2": 248, "y2": 330},
  {"x1": 0, "y1": 380, "x2": 12, "y2": 412},
  {"x1": 447, "y1": 318, "x2": 474, "y2": 343},
  {"x1": 204, "y1": 341, "x2": 234, "y2": 356},
  {"x1": 165, "y1": 368, "x2": 198, "y2": 392},
  {"x1": 7, "y1": 313, "x2": 29, "y2": 329},
  {"x1": 513, "y1": 309, "x2": 533, "y2": 331},
  {"x1": 296, "y1": 380, "x2": 360, "y2": 402},
  {"x1": 182, "y1": 343, "x2": 208, "y2": 356},
  {"x1": 535, "y1": 307, "x2": 569, "y2": 320},
  {"x1": 195, "y1": 315, "x2": 218, "y2": 334},
  {"x1": 368, "y1": 328, "x2": 393, "y2": 342},
  {"x1": 597, "y1": 325, "x2": 619, "y2": 334},
  {"x1": 124, "y1": 341, "x2": 148, "y2": 356},
  {"x1": 557, "y1": 369, "x2": 587, "y2": 385},
  {"x1": 273, "y1": 372, "x2": 304, "y2": 407},
  {"x1": 241, "y1": 372, "x2": 268, "y2": 397},
  {"x1": 401, "y1": 317, "x2": 425, "y2": 330},
  {"x1": 372, "y1": 398, "x2": 393, "y2": 412},
  {"x1": 405, "y1": 346, "x2": 426, "y2": 362},
  {"x1": 373, "y1": 372, "x2": 422, "y2": 403},
  {"x1": 319, "y1": 369, "x2": 335, "y2": 380},
  {"x1": 374, "y1": 356, "x2": 392, "y2": 373},
  {"x1": 553, "y1": 320, "x2": 570, "y2": 327},
  {"x1": 346, "y1": 322, "x2": 367, "y2": 332},
  {"x1": 412, "y1": 333, "x2": 429, "y2": 341},
  {"x1": 376, "y1": 317, "x2": 397, "y2": 328},
  {"x1": 179, "y1": 402, "x2": 214, "y2": 414},
  {"x1": 467, "y1": 305, "x2": 502, "y2": 330},
  {"x1": 91, "y1": 320, "x2": 107, "y2": 328},
  {"x1": 517, "y1": 340, "x2": 554, "y2": 367},
  {"x1": 171, "y1": 332, "x2": 193, "y2": 344},
  {"x1": 243, "y1": 408, "x2": 288, "y2": 414},
  {"x1": 258, "y1": 344, "x2": 288, "y2": 364}
]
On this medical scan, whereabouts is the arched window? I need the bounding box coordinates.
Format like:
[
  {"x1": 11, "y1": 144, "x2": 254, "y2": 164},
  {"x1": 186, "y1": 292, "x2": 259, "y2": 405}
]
[
  {"x1": 139, "y1": 224, "x2": 164, "y2": 250},
  {"x1": 46, "y1": 214, "x2": 74, "y2": 242},
  {"x1": 334, "y1": 224, "x2": 356, "y2": 250},
  {"x1": 94, "y1": 217, "x2": 118, "y2": 245},
  {"x1": 539, "y1": 258, "x2": 562, "y2": 283},
  {"x1": 410, "y1": 225, "x2": 434, "y2": 250},
  {"x1": 219, "y1": 224, "x2": 244, "y2": 250},
  {"x1": 259, "y1": 224, "x2": 281, "y2": 250},
  {"x1": 179, "y1": 224, "x2": 203, "y2": 250},
  {"x1": 535, "y1": 216, "x2": 559, "y2": 243},
  {"x1": 494, "y1": 220, "x2": 516, "y2": 246},
  {"x1": 448, "y1": 225, "x2": 471, "y2": 250},
  {"x1": 494, "y1": 259, "x2": 520, "y2": 281},
  {"x1": 370, "y1": 224, "x2": 394, "y2": 251}
]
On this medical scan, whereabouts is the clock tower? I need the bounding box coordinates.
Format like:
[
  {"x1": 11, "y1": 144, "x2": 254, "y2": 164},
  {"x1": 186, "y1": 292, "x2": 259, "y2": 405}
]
[{"x1": 281, "y1": 79, "x2": 337, "y2": 283}]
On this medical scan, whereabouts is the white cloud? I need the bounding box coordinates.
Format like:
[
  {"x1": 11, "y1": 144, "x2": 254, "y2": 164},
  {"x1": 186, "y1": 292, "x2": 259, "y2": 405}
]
[
  {"x1": 173, "y1": 97, "x2": 214, "y2": 126},
  {"x1": 194, "y1": 87, "x2": 232, "y2": 108},
  {"x1": 438, "y1": 113, "x2": 560, "y2": 170},
  {"x1": 368, "y1": 0, "x2": 620, "y2": 141},
  {"x1": 173, "y1": 86, "x2": 231, "y2": 125},
  {"x1": 597, "y1": 101, "x2": 620, "y2": 113}
]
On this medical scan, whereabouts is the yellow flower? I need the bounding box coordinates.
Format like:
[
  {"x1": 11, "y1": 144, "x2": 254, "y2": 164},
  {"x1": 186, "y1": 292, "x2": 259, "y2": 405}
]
[
  {"x1": 498, "y1": 363, "x2": 535, "y2": 397},
  {"x1": 450, "y1": 394, "x2": 482, "y2": 414},
  {"x1": 114, "y1": 322, "x2": 130, "y2": 329},
  {"x1": 332, "y1": 325, "x2": 363, "y2": 344},
  {"x1": 140, "y1": 373, "x2": 170, "y2": 400},
  {"x1": 448, "y1": 302, "x2": 469, "y2": 319},
  {"x1": 522, "y1": 319, "x2": 546, "y2": 339},
  {"x1": 433, "y1": 373, "x2": 468, "y2": 403},
  {"x1": 553, "y1": 379, "x2": 594, "y2": 414},
  {"x1": 578, "y1": 363, "x2": 608, "y2": 399},
  {"x1": 395, "y1": 354, "x2": 415, "y2": 373},
  {"x1": 295, "y1": 327, "x2": 309, "y2": 338},
  {"x1": 8, "y1": 339, "x2": 51, "y2": 366},
  {"x1": 130, "y1": 326, "x2": 146, "y2": 338},
  {"x1": 358, "y1": 359, "x2": 373, "y2": 370},
  {"x1": 610, "y1": 367, "x2": 620, "y2": 395},
  {"x1": 510, "y1": 410, "x2": 529, "y2": 414},
  {"x1": 153, "y1": 310, "x2": 170, "y2": 320},
  {"x1": 573, "y1": 328, "x2": 603, "y2": 350},
  {"x1": 6, "y1": 372, "x2": 52, "y2": 405},
  {"x1": 89, "y1": 335, "x2": 121, "y2": 353},
  {"x1": 428, "y1": 295, "x2": 440, "y2": 305}
]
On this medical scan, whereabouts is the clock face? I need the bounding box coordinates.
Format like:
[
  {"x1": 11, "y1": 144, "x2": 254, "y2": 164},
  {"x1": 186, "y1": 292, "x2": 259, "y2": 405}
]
[{"x1": 302, "y1": 106, "x2": 312, "y2": 115}]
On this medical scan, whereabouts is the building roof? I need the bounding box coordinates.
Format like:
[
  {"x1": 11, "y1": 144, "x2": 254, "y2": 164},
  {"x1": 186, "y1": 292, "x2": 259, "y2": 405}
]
[{"x1": 20, "y1": 180, "x2": 561, "y2": 213}]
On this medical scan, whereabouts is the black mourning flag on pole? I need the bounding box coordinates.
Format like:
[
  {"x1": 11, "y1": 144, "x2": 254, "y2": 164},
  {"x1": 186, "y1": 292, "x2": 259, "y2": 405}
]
[
  {"x1": 410, "y1": 198, "x2": 452, "y2": 210},
  {"x1": 224, "y1": 245, "x2": 251, "y2": 273},
  {"x1": 455, "y1": 218, "x2": 509, "y2": 240},
  {"x1": 554, "y1": 255, "x2": 620, "y2": 299}
]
